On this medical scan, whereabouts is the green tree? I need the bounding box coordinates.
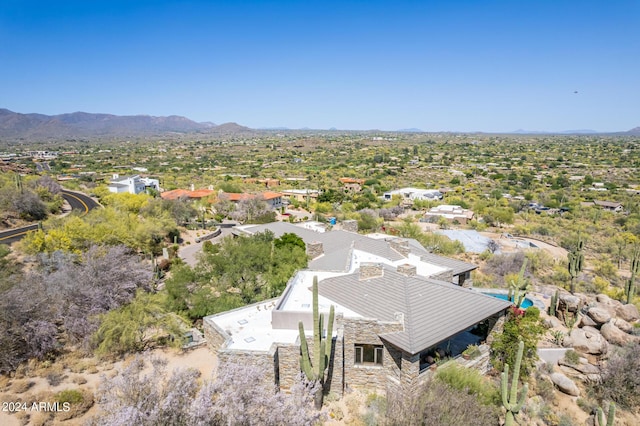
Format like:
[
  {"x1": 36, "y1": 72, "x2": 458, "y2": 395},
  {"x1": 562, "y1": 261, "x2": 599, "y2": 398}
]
[{"x1": 93, "y1": 291, "x2": 187, "y2": 356}]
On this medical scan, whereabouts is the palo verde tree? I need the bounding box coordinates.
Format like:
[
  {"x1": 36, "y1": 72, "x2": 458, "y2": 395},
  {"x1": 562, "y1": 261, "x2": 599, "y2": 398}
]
[
  {"x1": 567, "y1": 235, "x2": 585, "y2": 294},
  {"x1": 298, "y1": 275, "x2": 334, "y2": 409}
]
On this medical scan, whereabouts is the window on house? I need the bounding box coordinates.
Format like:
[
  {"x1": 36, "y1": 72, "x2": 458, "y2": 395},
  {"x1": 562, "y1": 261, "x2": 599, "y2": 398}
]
[{"x1": 354, "y1": 344, "x2": 383, "y2": 366}]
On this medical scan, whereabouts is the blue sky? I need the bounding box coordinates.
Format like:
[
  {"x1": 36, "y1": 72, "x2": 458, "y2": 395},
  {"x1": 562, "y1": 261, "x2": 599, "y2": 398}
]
[{"x1": 1, "y1": 0, "x2": 638, "y2": 132}]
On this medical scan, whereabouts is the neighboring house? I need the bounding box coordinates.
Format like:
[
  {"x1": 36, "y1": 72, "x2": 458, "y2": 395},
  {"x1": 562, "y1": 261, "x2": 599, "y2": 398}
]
[
  {"x1": 340, "y1": 177, "x2": 365, "y2": 194},
  {"x1": 424, "y1": 204, "x2": 475, "y2": 224},
  {"x1": 592, "y1": 200, "x2": 623, "y2": 212},
  {"x1": 382, "y1": 188, "x2": 443, "y2": 202},
  {"x1": 220, "y1": 191, "x2": 284, "y2": 209},
  {"x1": 280, "y1": 189, "x2": 319, "y2": 203},
  {"x1": 160, "y1": 188, "x2": 216, "y2": 200},
  {"x1": 204, "y1": 222, "x2": 509, "y2": 394},
  {"x1": 107, "y1": 174, "x2": 159, "y2": 194},
  {"x1": 244, "y1": 178, "x2": 280, "y2": 188}
]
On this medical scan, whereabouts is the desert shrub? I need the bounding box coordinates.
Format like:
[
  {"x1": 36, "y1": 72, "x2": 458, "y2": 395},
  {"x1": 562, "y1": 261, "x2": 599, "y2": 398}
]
[
  {"x1": 435, "y1": 363, "x2": 500, "y2": 406},
  {"x1": 576, "y1": 397, "x2": 598, "y2": 414},
  {"x1": 0, "y1": 245, "x2": 153, "y2": 372},
  {"x1": 383, "y1": 380, "x2": 498, "y2": 426},
  {"x1": 72, "y1": 376, "x2": 88, "y2": 385},
  {"x1": 483, "y1": 252, "x2": 527, "y2": 285},
  {"x1": 56, "y1": 388, "x2": 94, "y2": 421},
  {"x1": 558, "y1": 413, "x2": 576, "y2": 426},
  {"x1": 535, "y1": 374, "x2": 556, "y2": 400},
  {"x1": 87, "y1": 357, "x2": 321, "y2": 426},
  {"x1": 56, "y1": 389, "x2": 85, "y2": 404},
  {"x1": 46, "y1": 371, "x2": 67, "y2": 386},
  {"x1": 563, "y1": 349, "x2": 580, "y2": 365},
  {"x1": 593, "y1": 342, "x2": 640, "y2": 409},
  {"x1": 11, "y1": 379, "x2": 34, "y2": 393}
]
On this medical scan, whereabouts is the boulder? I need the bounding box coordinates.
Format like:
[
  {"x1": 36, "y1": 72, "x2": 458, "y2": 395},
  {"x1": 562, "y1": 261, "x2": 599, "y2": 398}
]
[
  {"x1": 558, "y1": 294, "x2": 581, "y2": 313},
  {"x1": 586, "y1": 307, "x2": 611, "y2": 325},
  {"x1": 557, "y1": 294, "x2": 582, "y2": 323},
  {"x1": 612, "y1": 317, "x2": 633, "y2": 333},
  {"x1": 615, "y1": 304, "x2": 640, "y2": 322},
  {"x1": 544, "y1": 316, "x2": 564, "y2": 329},
  {"x1": 579, "y1": 314, "x2": 597, "y2": 328},
  {"x1": 558, "y1": 358, "x2": 600, "y2": 375},
  {"x1": 563, "y1": 328, "x2": 609, "y2": 355},
  {"x1": 550, "y1": 372, "x2": 580, "y2": 396},
  {"x1": 600, "y1": 321, "x2": 635, "y2": 346}
]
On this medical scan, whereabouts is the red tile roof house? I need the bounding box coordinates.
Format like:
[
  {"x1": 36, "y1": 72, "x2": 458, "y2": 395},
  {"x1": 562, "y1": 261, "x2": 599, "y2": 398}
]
[
  {"x1": 203, "y1": 222, "x2": 511, "y2": 394},
  {"x1": 160, "y1": 188, "x2": 216, "y2": 200}
]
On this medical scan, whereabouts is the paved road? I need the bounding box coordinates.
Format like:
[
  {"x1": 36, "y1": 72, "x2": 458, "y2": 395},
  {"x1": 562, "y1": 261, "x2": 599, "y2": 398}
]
[
  {"x1": 0, "y1": 223, "x2": 40, "y2": 244},
  {"x1": 179, "y1": 227, "x2": 234, "y2": 266},
  {"x1": 61, "y1": 189, "x2": 101, "y2": 213},
  {"x1": 0, "y1": 189, "x2": 100, "y2": 244}
]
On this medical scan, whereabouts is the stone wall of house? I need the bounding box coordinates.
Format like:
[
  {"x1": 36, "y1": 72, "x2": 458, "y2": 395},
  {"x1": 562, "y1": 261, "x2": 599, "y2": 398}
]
[
  {"x1": 276, "y1": 343, "x2": 300, "y2": 393},
  {"x1": 485, "y1": 312, "x2": 506, "y2": 346},
  {"x1": 203, "y1": 317, "x2": 231, "y2": 351},
  {"x1": 431, "y1": 269, "x2": 454, "y2": 283},
  {"x1": 278, "y1": 329, "x2": 345, "y2": 395},
  {"x1": 217, "y1": 346, "x2": 278, "y2": 389},
  {"x1": 342, "y1": 317, "x2": 404, "y2": 392}
]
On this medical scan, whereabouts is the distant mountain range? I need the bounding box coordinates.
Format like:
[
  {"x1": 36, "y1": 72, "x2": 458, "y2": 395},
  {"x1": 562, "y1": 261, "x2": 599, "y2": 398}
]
[
  {"x1": 1, "y1": 108, "x2": 638, "y2": 138},
  {"x1": 0, "y1": 108, "x2": 251, "y2": 139}
]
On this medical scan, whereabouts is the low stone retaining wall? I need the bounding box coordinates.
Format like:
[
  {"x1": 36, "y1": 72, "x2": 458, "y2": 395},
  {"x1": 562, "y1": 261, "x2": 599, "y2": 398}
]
[{"x1": 195, "y1": 228, "x2": 221, "y2": 243}]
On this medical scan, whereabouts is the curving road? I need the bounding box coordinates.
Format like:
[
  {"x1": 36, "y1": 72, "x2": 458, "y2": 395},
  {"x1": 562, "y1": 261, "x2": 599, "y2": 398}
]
[
  {"x1": 0, "y1": 189, "x2": 100, "y2": 244},
  {"x1": 60, "y1": 189, "x2": 101, "y2": 214}
]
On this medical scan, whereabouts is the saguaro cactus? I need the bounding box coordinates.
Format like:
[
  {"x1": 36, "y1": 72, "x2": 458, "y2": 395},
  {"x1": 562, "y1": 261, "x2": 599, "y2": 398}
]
[
  {"x1": 568, "y1": 236, "x2": 584, "y2": 294},
  {"x1": 501, "y1": 340, "x2": 528, "y2": 426},
  {"x1": 549, "y1": 289, "x2": 559, "y2": 317},
  {"x1": 298, "y1": 275, "x2": 335, "y2": 408},
  {"x1": 508, "y1": 259, "x2": 529, "y2": 308},
  {"x1": 596, "y1": 402, "x2": 615, "y2": 426},
  {"x1": 625, "y1": 245, "x2": 640, "y2": 304}
]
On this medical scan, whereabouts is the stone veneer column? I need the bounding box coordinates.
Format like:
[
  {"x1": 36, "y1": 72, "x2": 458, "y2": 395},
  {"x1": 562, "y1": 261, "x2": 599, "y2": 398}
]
[
  {"x1": 306, "y1": 241, "x2": 324, "y2": 259},
  {"x1": 389, "y1": 239, "x2": 410, "y2": 257},
  {"x1": 359, "y1": 262, "x2": 384, "y2": 280},
  {"x1": 396, "y1": 263, "x2": 417, "y2": 277}
]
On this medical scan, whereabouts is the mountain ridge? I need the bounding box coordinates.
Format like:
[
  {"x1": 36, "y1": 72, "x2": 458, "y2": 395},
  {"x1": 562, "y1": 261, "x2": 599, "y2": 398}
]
[{"x1": 0, "y1": 109, "x2": 250, "y2": 139}]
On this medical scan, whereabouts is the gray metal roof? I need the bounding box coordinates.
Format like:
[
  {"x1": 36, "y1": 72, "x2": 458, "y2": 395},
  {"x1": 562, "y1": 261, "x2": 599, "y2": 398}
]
[
  {"x1": 236, "y1": 222, "x2": 403, "y2": 272},
  {"x1": 318, "y1": 265, "x2": 511, "y2": 354},
  {"x1": 418, "y1": 252, "x2": 477, "y2": 275},
  {"x1": 236, "y1": 222, "x2": 475, "y2": 276}
]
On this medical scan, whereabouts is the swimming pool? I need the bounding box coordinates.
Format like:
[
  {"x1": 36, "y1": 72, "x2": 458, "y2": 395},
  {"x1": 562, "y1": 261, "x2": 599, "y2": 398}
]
[{"x1": 485, "y1": 293, "x2": 534, "y2": 309}]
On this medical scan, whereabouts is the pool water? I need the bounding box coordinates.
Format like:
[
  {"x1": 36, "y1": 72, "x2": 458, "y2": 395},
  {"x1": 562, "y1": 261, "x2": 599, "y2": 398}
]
[{"x1": 486, "y1": 293, "x2": 534, "y2": 309}]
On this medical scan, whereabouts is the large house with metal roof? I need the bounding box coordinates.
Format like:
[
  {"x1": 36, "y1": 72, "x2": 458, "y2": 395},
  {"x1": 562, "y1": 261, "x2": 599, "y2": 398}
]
[{"x1": 203, "y1": 222, "x2": 511, "y2": 393}]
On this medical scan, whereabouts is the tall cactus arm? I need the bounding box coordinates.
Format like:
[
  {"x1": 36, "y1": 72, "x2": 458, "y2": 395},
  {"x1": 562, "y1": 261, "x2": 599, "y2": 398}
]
[
  {"x1": 325, "y1": 305, "x2": 335, "y2": 362},
  {"x1": 501, "y1": 340, "x2": 528, "y2": 426},
  {"x1": 298, "y1": 321, "x2": 314, "y2": 381}
]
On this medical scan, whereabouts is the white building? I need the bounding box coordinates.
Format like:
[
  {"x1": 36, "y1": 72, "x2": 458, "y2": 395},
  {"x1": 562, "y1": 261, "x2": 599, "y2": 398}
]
[
  {"x1": 383, "y1": 187, "x2": 443, "y2": 202},
  {"x1": 424, "y1": 204, "x2": 475, "y2": 224},
  {"x1": 107, "y1": 174, "x2": 160, "y2": 194}
]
